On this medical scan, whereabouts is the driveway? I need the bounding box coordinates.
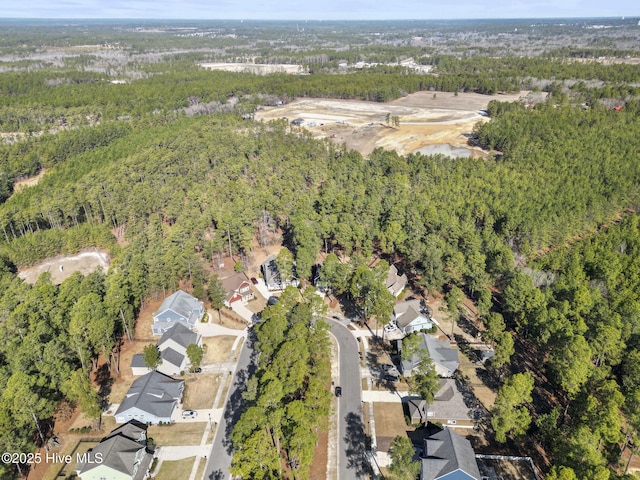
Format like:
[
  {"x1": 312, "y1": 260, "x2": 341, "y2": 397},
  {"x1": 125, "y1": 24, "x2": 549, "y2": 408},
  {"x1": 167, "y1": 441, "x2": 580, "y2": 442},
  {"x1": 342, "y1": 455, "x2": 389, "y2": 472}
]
[{"x1": 230, "y1": 301, "x2": 255, "y2": 323}]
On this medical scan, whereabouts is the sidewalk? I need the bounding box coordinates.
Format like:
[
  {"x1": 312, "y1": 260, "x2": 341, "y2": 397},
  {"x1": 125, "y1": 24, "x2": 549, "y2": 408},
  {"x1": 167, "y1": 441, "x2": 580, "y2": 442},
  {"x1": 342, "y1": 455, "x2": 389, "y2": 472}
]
[{"x1": 362, "y1": 390, "x2": 411, "y2": 403}]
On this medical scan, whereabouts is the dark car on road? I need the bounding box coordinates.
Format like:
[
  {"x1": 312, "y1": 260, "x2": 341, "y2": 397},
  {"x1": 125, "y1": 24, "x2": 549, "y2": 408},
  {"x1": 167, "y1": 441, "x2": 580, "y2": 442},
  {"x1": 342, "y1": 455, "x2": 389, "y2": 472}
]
[
  {"x1": 335, "y1": 386, "x2": 342, "y2": 397},
  {"x1": 251, "y1": 277, "x2": 259, "y2": 285}
]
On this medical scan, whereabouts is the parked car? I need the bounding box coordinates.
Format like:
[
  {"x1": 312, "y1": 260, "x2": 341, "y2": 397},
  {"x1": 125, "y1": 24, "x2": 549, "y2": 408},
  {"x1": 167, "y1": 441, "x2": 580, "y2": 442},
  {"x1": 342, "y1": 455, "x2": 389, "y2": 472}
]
[
  {"x1": 384, "y1": 322, "x2": 397, "y2": 333},
  {"x1": 250, "y1": 277, "x2": 259, "y2": 285},
  {"x1": 182, "y1": 410, "x2": 197, "y2": 419},
  {"x1": 335, "y1": 386, "x2": 342, "y2": 397}
]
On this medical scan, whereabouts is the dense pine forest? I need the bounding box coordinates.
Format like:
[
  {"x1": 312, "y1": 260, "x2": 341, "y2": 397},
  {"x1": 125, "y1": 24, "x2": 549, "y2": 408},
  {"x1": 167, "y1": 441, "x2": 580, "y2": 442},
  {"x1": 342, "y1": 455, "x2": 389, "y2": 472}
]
[{"x1": 0, "y1": 17, "x2": 640, "y2": 480}]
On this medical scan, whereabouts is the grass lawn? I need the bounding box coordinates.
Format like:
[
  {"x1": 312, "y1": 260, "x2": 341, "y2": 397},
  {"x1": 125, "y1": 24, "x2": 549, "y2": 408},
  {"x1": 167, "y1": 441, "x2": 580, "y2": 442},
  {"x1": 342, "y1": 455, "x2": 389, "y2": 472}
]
[
  {"x1": 155, "y1": 457, "x2": 195, "y2": 480},
  {"x1": 195, "y1": 456, "x2": 207, "y2": 480},
  {"x1": 182, "y1": 374, "x2": 221, "y2": 410},
  {"x1": 373, "y1": 402, "x2": 414, "y2": 452},
  {"x1": 148, "y1": 423, "x2": 206, "y2": 446},
  {"x1": 232, "y1": 338, "x2": 244, "y2": 361},
  {"x1": 203, "y1": 336, "x2": 236, "y2": 363},
  {"x1": 218, "y1": 374, "x2": 233, "y2": 407}
]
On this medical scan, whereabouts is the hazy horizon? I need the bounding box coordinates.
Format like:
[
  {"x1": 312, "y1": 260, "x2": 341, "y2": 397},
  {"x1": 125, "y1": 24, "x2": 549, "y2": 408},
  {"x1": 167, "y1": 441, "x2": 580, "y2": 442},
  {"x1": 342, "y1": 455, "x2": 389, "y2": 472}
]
[{"x1": 3, "y1": 0, "x2": 639, "y2": 21}]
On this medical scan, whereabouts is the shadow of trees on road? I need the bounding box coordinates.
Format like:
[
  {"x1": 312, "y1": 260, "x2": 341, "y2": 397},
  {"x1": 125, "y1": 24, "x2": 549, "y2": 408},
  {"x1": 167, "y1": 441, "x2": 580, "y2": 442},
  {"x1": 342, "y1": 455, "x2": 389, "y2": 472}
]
[{"x1": 344, "y1": 412, "x2": 372, "y2": 478}]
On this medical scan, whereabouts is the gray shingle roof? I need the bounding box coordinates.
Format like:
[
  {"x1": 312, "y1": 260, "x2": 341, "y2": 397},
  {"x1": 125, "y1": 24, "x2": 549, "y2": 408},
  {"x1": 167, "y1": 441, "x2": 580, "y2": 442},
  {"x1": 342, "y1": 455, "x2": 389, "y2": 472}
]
[
  {"x1": 406, "y1": 379, "x2": 474, "y2": 424},
  {"x1": 154, "y1": 290, "x2": 202, "y2": 326},
  {"x1": 78, "y1": 421, "x2": 152, "y2": 480},
  {"x1": 103, "y1": 421, "x2": 147, "y2": 443},
  {"x1": 115, "y1": 371, "x2": 183, "y2": 420},
  {"x1": 424, "y1": 335, "x2": 459, "y2": 376},
  {"x1": 421, "y1": 429, "x2": 481, "y2": 480},
  {"x1": 396, "y1": 305, "x2": 426, "y2": 329},
  {"x1": 131, "y1": 354, "x2": 147, "y2": 368},
  {"x1": 399, "y1": 334, "x2": 459, "y2": 377},
  {"x1": 158, "y1": 323, "x2": 199, "y2": 350},
  {"x1": 160, "y1": 347, "x2": 185, "y2": 369}
]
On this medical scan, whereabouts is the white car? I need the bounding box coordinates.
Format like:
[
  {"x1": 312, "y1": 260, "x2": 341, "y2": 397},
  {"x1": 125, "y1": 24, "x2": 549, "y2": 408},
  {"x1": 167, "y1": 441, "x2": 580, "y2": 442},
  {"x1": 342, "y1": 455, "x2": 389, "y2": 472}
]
[
  {"x1": 384, "y1": 323, "x2": 397, "y2": 333},
  {"x1": 182, "y1": 410, "x2": 197, "y2": 419}
]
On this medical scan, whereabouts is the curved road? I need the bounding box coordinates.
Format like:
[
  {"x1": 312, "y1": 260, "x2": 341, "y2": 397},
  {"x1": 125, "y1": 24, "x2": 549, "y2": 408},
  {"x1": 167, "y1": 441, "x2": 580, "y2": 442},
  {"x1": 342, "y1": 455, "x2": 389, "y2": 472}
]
[{"x1": 327, "y1": 319, "x2": 368, "y2": 480}]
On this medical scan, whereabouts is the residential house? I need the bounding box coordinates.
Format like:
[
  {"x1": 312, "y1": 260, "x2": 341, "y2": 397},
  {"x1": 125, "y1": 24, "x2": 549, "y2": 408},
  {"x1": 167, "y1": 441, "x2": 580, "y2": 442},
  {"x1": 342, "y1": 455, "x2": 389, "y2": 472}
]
[
  {"x1": 261, "y1": 255, "x2": 299, "y2": 291},
  {"x1": 405, "y1": 379, "x2": 476, "y2": 428},
  {"x1": 157, "y1": 323, "x2": 202, "y2": 376},
  {"x1": 386, "y1": 264, "x2": 408, "y2": 297},
  {"x1": 152, "y1": 290, "x2": 204, "y2": 335},
  {"x1": 77, "y1": 420, "x2": 153, "y2": 480},
  {"x1": 115, "y1": 371, "x2": 184, "y2": 424},
  {"x1": 394, "y1": 299, "x2": 433, "y2": 335},
  {"x1": 421, "y1": 428, "x2": 481, "y2": 480},
  {"x1": 222, "y1": 272, "x2": 255, "y2": 307},
  {"x1": 131, "y1": 323, "x2": 202, "y2": 376},
  {"x1": 398, "y1": 333, "x2": 459, "y2": 378}
]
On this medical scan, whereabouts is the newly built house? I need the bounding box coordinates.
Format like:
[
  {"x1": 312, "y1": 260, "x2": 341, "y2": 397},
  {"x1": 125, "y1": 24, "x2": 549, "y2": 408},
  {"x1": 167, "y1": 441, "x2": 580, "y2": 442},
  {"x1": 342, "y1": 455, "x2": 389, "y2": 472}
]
[
  {"x1": 421, "y1": 428, "x2": 481, "y2": 480},
  {"x1": 152, "y1": 290, "x2": 204, "y2": 335},
  {"x1": 115, "y1": 371, "x2": 184, "y2": 424}
]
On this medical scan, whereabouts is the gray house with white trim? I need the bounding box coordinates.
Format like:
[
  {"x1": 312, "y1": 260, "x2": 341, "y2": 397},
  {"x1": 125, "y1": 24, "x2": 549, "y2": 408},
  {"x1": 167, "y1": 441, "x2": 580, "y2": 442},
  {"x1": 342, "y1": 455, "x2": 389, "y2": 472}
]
[
  {"x1": 152, "y1": 290, "x2": 204, "y2": 335},
  {"x1": 157, "y1": 323, "x2": 202, "y2": 376},
  {"x1": 115, "y1": 371, "x2": 184, "y2": 424},
  {"x1": 421, "y1": 428, "x2": 481, "y2": 480}
]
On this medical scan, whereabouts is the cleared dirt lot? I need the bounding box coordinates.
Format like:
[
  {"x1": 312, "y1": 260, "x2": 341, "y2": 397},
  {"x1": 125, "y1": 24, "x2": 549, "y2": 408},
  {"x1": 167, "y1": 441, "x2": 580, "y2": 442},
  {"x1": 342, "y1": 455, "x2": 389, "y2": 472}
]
[
  {"x1": 17, "y1": 249, "x2": 110, "y2": 285},
  {"x1": 255, "y1": 91, "x2": 526, "y2": 157}
]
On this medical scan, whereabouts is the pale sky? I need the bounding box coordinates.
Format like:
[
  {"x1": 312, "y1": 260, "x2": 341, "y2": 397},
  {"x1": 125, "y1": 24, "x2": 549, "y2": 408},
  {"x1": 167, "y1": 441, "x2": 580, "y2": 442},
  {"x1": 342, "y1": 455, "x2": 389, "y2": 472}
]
[{"x1": 2, "y1": 0, "x2": 638, "y2": 20}]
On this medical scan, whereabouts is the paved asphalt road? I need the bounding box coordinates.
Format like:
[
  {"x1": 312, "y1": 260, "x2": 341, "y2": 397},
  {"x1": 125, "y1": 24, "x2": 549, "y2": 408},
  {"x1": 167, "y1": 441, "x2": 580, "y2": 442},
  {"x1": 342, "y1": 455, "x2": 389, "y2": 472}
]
[
  {"x1": 203, "y1": 332, "x2": 256, "y2": 480},
  {"x1": 202, "y1": 319, "x2": 367, "y2": 480},
  {"x1": 327, "y1": 319, "x2": 369, "y2": 480}
]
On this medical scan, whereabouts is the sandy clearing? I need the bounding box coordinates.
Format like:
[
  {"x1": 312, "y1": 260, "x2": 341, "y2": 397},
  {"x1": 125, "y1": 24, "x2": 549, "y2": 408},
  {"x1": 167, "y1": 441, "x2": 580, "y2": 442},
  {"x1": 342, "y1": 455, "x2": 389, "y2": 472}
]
[
  {"x1": 199, "y1": 62, "x2": 303, "y2": 74},
  {"x1": 17, "y1": 249, "x2": 110, "y2": 285},
  {"x1": 13, "y1": 169, "x2": 46, "y2": 193},
  {"x1": 255, "y1": 90, "x2": 527, "y2": 157}
]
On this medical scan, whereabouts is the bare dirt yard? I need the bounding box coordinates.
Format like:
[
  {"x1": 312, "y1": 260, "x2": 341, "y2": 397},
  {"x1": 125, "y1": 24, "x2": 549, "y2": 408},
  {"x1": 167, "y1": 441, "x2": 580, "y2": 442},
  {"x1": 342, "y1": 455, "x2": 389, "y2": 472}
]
[
  {"x1": 255, "y1": 91, "x2": 527, "y2": 157},
  {"x1": 203, "y1": 336, "x2": 236, "y2": 363},
  {"x1": 17, "y1": 249, "x2": 110, "y2": 285}
]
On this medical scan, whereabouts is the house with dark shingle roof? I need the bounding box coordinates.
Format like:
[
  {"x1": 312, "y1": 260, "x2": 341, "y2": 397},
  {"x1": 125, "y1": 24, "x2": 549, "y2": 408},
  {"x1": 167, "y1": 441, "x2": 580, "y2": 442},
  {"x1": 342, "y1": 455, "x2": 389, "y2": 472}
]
[
  {"x1": 405, "y1": 379, "x2": 476, "y2": 428},
  {"x1": 398, "y1": 334, "x2": 459, "y2": 378},
  {"x1": 115, "y1": 371, "x2": 184, "y2": 424},
  {"x1": 156, "y1": 323, "x2": 202, "y2": 376},
  {"x1": 421, "y1": 429, "x2": 481, "y2": 480},
  {"x1": 131, "y1": 323, "x2": 202, "y2": 376},
  {"x1": 76, "y1": 420, "x2": 153, "y2": 480},
  {"x1": 152, "y1": 290, "x2": 204, "y2": 335}
]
